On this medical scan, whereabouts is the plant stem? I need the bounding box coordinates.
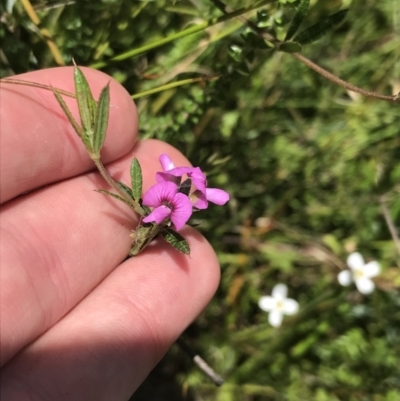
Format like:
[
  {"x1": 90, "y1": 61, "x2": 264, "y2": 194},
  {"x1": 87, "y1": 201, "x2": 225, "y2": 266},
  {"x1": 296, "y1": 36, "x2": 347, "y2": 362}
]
[
  {"x1": 0, "y1": 79, "x2": 75, "y2": 98},
  {"x1": 212, "y1": 0, "x2": 400, "y2": 104},
  {"x1": 380, "y1": 195, "x2": 400, "y2": 260},
  {"x1": 93, "y1": 158, "x2": 144, "y2": 216},
  {"x1": 131, "y1": 76, "x2": 220, "y2": 99}
]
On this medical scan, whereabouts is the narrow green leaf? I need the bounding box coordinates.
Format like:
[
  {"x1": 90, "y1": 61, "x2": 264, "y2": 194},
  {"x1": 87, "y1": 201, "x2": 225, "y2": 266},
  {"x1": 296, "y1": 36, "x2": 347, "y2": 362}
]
[
  {"x1": 52, "y1": 88, "x2": 85, "y2": 141},
  {"x1": 162, "y1": 228, "x2": 190, "y2": 255},
  {"x1": 296, "y1": 9, "x2": 348, "y2": 46},
  {"x1": 74, "y1": 66, "x2": 97, "y2": 143},
  {"x1": 93, "y1": 83, "x2": 110, "y2": 153},
  {"x1": 278, "y1": 42, "x2": 302, "y2": 53},
  {"x1": 116, "y1": 181, "x2": 134, "y2": 199},
  {"x1": 97, "y1": 189, "x2": 133, "y2": 207},
  {"x1": 285, "y1": 0, "x2": 310, "y2": 41},
  {"x1": 130, "y1": 158, "x2": 143, "y2": 201}
]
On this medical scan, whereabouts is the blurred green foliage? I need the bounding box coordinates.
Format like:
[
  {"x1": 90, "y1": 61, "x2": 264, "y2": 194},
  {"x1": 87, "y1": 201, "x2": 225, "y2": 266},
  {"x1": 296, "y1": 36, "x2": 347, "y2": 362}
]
[{"x1": 1, "y1": 0, "x2": 399, "y2": 399}]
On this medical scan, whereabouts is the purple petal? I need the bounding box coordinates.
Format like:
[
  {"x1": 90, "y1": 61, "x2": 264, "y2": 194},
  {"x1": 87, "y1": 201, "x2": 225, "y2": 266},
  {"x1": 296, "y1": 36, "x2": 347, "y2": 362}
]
[
  {"x1": 188, "y1": 167, "x2": 207, "y2": 194},
  {"x1": 142, "y1": 205, "x2": 171, "y2": 224},
  {"x1": 190, "y1": 190, "x2": 208, "y2": 210},
  {"x1": 156, "y1": 172, "x2": 181, "y2": 185},
  {"x1": 170, "y1": 192, "x2": 193, "y2": 230},
  {"x1": 159, "y1": 154, "x2": 175, "y2": 171},
  {"x1": 142, "y1": 182, "x2": 179, "y2": 207},
  {"x1": 206, "y1": 188, "x2": 230, "y2": 205},
  {"x1": 165, "y1": 166, "x2": 194, "y2": 177}
]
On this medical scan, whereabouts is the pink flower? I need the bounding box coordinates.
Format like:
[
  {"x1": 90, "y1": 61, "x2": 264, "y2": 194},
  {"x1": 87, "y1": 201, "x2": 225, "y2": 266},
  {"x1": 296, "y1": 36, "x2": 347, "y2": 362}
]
[
  {"x1": 156, "y1": 154, "x2": 230, "y2": 210},
  {"x1": 142, "y1": 182, "x2": 192, "y2": 230}
]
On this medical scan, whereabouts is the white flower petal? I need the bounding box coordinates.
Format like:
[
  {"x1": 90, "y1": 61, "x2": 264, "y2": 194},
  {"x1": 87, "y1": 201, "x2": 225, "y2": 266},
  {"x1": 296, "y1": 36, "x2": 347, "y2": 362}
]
[
  {"x1": 363, "y1": 261, "x2": 380, "y2": 278},
  {"x1": 355, "y1": 277, "x2": 375, "y2": 294},
  {"x1": 258, "y1": 296, "x2": 275, "y2": 312},
  {"x1": 283, "y1": 298, "x2": 299, "y2": 315},
  {"x1": 338, "y1": 270, "x2": 352, "y2": 286},
  {"x1": 272, "y1": 284, "x2": 288, "y2": 300},
  {"x1": 347, "y1": 252, "x2": 365, "y2": 270},
  {"x1": 268, "y1": 310, "x2": 283, "y2": 327}
]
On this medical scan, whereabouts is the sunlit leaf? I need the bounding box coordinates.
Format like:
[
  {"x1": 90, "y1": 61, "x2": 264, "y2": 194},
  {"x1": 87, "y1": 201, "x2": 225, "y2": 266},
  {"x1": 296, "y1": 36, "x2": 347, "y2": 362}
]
[
  {"x1": 285, "y1": 0, "x2": 310, "y2": 41},
  {"x1": 93, "y1": 83, "x2": 110, "y2": 154},
  {"x1": 130, "y1": 157, "x2": 143, "y2": 201},
  {"x1": 296, "y1": 9, "x2": 348, "y2": 45},
  {"x1": 162, "y1": 228, "x2": 190, "y2": 254}
]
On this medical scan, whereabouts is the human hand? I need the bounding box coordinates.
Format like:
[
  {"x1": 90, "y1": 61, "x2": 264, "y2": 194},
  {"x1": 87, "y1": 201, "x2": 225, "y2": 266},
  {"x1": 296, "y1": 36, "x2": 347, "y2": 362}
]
[{"x1": 0, "y1": 67, "x2": 220, "y2": 400}]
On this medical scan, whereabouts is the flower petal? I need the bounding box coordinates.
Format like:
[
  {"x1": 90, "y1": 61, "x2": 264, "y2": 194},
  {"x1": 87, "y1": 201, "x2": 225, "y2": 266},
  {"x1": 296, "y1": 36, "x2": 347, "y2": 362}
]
[
  {"x1": 169, "y1": 192, "x2": 193, "y2": 231},
  {"x1": 347, "y1": 252, "x2": 365, "y2": 270},
  {"x1": 142, "y1": 182, "x2": 179, "y2": 207},
  {"x1": 338, "y1": 270, "x2": 352, "y2": 286},
  {"x1": 206, "y1": 188, "x2": 230, "y2": 205},
  {"x1": 363, "y1": 261, "x2": 380, "y2": 278},
  {"x1": 188, "y1": 167, "x2": 207, "y2": 193},
  {"x1": 155, "y1": 172, "x2": 181, "y2": 185},
  {"x1": 272, "y1": 284, "x2": 288, "y2": 300},
  {"x1": 191, "y1": 190, "x2": 208, "y2": 210},
  {"x1": 283, "y1": 298, "x2": 299, "y2": 315},
  {"x1": 159, "y1": 154, "x2": 175, "y2": 171},
  {"x1": 268, "y1": 310, "x2": 283, "y2": 327},
  {"x1": 142, "y1": 205, "x2": 171, "y2": 225},
  {"x1": 258, "y1": 296, "x2": 275, "y2": 312},
  {"x1": 355, "y1": 277, "x2": 375, "y2": 294}
]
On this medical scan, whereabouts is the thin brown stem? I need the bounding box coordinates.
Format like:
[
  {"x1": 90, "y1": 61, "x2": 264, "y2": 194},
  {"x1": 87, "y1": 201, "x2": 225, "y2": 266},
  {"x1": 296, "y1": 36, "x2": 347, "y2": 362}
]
[
  {"x1": 211, "y1": 0, "x2": 400, "y2": 104},
  {"x1": 379, "y1": 196, "x2": 400, "y2": 260},
  {"x1": 0, "y1": 78, "x2": 75, "y2": 98},
  {"x1": 292, "y1": 53, "x2": 399, "y2": 103}
]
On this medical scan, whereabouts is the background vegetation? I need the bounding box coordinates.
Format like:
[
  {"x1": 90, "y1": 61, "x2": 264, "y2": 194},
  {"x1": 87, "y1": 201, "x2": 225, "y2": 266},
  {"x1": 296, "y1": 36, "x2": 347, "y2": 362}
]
[{"x1": 1, "y1": 0, "x2": 399, "y2": 400}]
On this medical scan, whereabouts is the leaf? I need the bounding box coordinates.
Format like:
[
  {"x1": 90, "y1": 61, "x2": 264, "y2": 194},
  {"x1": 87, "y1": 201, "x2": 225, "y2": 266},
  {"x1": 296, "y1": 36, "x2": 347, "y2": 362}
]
[
  {"x1": 162, "y1": 228, "x2": 190, "y2": 255},
  {"x1": 74, "y1": 66, "x2": 97, "y2": 144},
  {"x1": 296, "y1": 9, "x2": 348, "y2": 46},
  {"x1": 52, "y1": 88, "x2": 84, "y2": 141},
  {"x1": 130, "y1": 157, "x2": 143, "y2": 201},
  {"x1": 116, "y1": 181, "x2": 134, "y2": 199},
  {"x1": 96, "y1": 189, "x2": 133, "y2": 207},
  {"x1": 93, "y1": 83, "x2": 110, "y2": 154},
  {"x1": 285, "y1": 0, "x2": 310, "y2": 41},
  {"x1": 278, "y1": 42, "x2": 302, "y2": 53}
]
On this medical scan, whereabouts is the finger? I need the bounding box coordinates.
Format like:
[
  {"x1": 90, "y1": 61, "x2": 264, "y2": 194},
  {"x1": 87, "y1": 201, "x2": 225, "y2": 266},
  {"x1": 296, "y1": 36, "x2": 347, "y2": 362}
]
[
  {"x1": 0, "y1": 66, "x2": 138, "y2": 204},
  {"x1": 0, "y1": 139, "x2": 187, "y2": 366},
  {"x1": 1, "y1": 228, "x2": 220, "y2": 401}
]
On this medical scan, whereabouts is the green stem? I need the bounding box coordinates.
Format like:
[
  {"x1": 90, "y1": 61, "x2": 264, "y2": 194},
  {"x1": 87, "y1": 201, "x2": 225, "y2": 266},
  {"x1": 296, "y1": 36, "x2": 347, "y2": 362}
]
[
  {"x1": 89, "y1": 0, "x2": 277, "y2": 69},
  {"x1": 93, "y1": 158, "x2": 144, "y2": 216},
  {"x1": 131, "y1": 76, "x2": 220, "y2": 99}
]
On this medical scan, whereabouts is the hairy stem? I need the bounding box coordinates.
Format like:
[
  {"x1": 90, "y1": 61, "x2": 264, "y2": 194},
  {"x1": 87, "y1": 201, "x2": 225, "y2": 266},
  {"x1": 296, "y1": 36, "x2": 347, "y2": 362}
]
[{"x1": 93, "y1": 158, "x2": 145, "y2": 216}]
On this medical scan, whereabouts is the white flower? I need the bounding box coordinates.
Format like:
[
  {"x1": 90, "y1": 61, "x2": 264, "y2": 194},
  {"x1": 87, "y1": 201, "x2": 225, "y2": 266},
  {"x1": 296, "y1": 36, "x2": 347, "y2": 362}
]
[
  {"x1": 338, "y1": 252, "x2": 380, "y2": 294},
  {"x1": 258, "y1": 284, "x2": 299, "y2": 327}
]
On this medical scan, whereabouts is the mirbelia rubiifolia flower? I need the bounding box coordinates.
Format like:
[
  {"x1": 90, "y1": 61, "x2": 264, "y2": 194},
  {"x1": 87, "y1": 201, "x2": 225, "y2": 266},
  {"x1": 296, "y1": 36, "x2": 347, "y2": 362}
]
[{"x1": 52, "y1": 66, "x2": 230, "y2": 256}]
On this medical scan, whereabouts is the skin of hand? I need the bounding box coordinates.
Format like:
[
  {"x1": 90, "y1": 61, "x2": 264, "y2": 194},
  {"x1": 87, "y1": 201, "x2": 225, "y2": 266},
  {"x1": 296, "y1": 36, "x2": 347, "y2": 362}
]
[{"x1": 0, "y1": 67, "x2": 220, "y2": 401}]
